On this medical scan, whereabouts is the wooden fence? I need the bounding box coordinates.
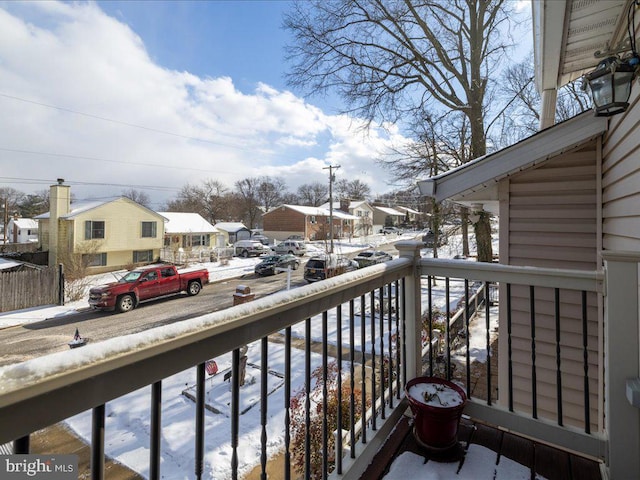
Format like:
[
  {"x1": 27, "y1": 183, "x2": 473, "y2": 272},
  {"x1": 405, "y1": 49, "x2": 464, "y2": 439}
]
[{"x1": 0, "y1": 266, "x2": 61, "y2": 313}]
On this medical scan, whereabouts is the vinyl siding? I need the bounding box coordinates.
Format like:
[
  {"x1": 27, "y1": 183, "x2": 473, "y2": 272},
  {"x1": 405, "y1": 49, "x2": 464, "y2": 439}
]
[
  {"x1": 602, "y1": 86, "x2": 640, "y2": 250},
  {"x1": 499, "y1": 143, "x2": 601, "y2": 432}
]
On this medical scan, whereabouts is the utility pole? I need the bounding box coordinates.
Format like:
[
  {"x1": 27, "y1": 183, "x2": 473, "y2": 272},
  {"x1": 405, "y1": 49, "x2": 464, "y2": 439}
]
[{"x1": 323, "y1": 165, "x2": 340, "y2": 253}]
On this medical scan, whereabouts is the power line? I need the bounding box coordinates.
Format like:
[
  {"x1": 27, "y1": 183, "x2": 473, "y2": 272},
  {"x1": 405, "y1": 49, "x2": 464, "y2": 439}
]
[
  {"x1": 0, "y1": 92, "x2": 249, "y2": 150},
  {"x1": 0, "y1": 176, "x2": 179, "y2": 192},
  {"x1": 0, "y1": 147, "x2": 229, "y2": 174}
]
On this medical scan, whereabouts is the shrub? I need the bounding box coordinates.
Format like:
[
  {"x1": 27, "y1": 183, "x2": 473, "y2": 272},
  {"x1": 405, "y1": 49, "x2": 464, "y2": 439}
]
[{"x1": 289, "y1": 362, "x2": 370, "y2": 479}]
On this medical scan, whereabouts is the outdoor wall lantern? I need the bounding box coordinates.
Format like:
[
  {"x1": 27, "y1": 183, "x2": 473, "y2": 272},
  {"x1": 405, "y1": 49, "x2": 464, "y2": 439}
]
[{"x1": 583, "y1": 55, "x2": 639, "y2": 116}]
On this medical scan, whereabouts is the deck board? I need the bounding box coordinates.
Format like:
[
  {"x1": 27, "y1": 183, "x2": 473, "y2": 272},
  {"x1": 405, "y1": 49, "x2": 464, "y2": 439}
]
[{"x1": 359, "y1": 416, "x2": 603, "y2": 480}]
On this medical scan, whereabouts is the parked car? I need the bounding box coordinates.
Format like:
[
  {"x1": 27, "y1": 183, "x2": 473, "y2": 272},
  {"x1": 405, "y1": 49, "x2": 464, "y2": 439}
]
[
  {"x1": 422, "y1": 229, "x2": 447, "y2": 248},
  {"x1": 353, "y1": 250, "x2": 393, "y2": 268},
  {"x1": 234, "y1": 240, "x2": 269, "y2": 257},
  {"x1": 286, "y1": 234, "x2": 304, "y2": 241},
  {"x1": 254, "y1": 254, "x2": 301, "y2": 276},
  {"x1": 251, "y1": 234, "x2": 270, "y2": 246},
  {"x1": 273, "y1": 240, "x2": 307, "y2": 256},
  {"x1": 380, "y1": 226, "x2": 401, "y2": 234},
  {"x1": 304, "y1": 254, "x2": 358, "y2": 282},
  {"x1": 88, "y1": 264, "x2": 209, "y2": 313}
]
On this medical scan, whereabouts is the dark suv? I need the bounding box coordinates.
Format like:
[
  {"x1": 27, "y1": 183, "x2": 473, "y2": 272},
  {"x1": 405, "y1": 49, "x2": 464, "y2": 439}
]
[{"x1": 304, "y1": 255, "x2": 358, "y2": 282}]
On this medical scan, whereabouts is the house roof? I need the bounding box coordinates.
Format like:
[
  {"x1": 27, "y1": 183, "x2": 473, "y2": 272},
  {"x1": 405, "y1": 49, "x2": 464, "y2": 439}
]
[
  {"x1": 374, "y1": 206, "x2": 405, "y2": 216},
  {"x1": 10, "y1": 218, "x2": 38, "y2": 229},
  {"x1": 36, "y1": 198, "x2": 166, "y2": 221},
  {"x1": 396, "y1": 206, "x2": 421, "y2": 215},
  {"x1": 213, "y1": 222, "x2": 249, "y2": 233},
  {"x1": 417, "y1": 112, "x2": 608, "y2": 215},
  {"x1": 157, "y1": 212, "x2": 218, "y2": 234},
  {"x1": 278, "y1": 204, "x2": 359, "y2": 220}
]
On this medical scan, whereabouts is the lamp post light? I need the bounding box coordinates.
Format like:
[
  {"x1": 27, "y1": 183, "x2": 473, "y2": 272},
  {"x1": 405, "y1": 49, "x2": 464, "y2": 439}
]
[{"x1": 583, "y1": 55, "x2": 639, "y2": 117}]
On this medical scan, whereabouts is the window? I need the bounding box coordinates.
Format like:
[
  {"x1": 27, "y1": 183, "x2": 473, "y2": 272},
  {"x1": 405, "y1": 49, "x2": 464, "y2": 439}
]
[
  {"x1": 85, "y1": 221, "x2": 105, "y2": 240},
  {"x1": 191, "y1": 234, "x2": 210, "y2": 247},
  {"x1": 310, "y1": 216, "x2": 316, "y2": 224},
  {"x1": 82, "y1": 253, "x2": 107, "y2": 267},
  {"x1": 160, "y1": 267, "x2": 175, "y2": 277},
  {"x1": 141, "y1": 221, "x2": 157, "y2": 238},
  {"x1": 133, "y1": 250, "x2": 153, "y2": 263}
]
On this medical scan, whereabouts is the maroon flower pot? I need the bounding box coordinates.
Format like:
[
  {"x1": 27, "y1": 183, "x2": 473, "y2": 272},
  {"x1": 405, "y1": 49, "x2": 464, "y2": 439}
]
[{"x1": 405, "y1": 376, "x2": 467, "y2": 451}]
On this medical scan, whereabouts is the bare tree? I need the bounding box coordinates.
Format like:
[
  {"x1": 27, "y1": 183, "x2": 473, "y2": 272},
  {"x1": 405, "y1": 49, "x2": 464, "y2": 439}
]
[
  {"x1": 297, "y1": 182, "x2": 329, "y2": 206},
  {"x1": 492, "y1": 57, "x2": 590, "y2": 146},
  {"x1": 165, "y1": 180, "x2": 231, "y2": 224},
  {"x1": 235, "y1": 177, "x2": 262, "y2": 229},
  {"x1": 335, "y1": 179, "x2": 371, "y2": 201},
  {"x1": 18, "y1": 189, "x2": 49, "y2": 217},
  {"x1": 285, "y1": 0, "x2": 515, "y2": 261},
  {"x1": 121, "y1": 189, "x2": 151, "y2": 208},
  {"x1": 256, "y1": 176, "x2": 287, "y2": 213}
]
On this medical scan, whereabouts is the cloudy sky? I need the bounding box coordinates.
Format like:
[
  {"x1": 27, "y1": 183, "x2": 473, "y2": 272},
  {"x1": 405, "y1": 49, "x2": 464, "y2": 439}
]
[{"x1": 0, "y1": 1, "x2": 530, "y2": 210}]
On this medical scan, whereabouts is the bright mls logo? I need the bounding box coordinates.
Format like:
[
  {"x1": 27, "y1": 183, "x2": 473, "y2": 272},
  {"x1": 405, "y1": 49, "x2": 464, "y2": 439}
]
[{"x1": 2, "y1": 455, "x2": 77, "y2": 479}]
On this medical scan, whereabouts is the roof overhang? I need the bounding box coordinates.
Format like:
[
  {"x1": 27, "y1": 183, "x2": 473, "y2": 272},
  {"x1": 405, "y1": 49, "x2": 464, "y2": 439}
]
[
  {"x1": 417, "y1": 113, "x2": 608, "y2": 214},
  {"x1": 534, "y1": 0, "x2": 629, "y2": 91}
]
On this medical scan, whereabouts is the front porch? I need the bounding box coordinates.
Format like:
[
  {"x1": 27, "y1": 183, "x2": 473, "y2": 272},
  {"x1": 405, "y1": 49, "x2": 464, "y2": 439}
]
[{"x1": 1, "y1": 242, "x2": 637, "y2": 479}]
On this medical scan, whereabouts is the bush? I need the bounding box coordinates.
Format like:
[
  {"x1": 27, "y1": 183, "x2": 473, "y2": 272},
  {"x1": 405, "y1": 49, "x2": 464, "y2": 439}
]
[{"x1": 289, "y1": 362, "x2": 370, "y2": 479}]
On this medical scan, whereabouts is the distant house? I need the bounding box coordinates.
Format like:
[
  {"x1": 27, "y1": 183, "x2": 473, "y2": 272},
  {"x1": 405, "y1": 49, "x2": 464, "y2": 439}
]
[
  {"x1": 320, "y1": 200, "x2": 375, "y2": 237},
  {"x1": 7, "y1": 217, "x2": 38, "y2": 244},
  {"x1": 213, "y1": 222, "x2": 251, "y2": 244},
  {"x1": 263, "y1": 204, "x2": 358, "y2": 241},
  {"x1": 36, "y1": 180, "x2": 166, "y2": 273},
  {"x1": 395, "y1": 206, "x2": 424, "y2": 227},
  {"x1": 371, "y1": 205, "x2": 405, "y2": 231},
  {"x1": 158, "y1": 212, "x2": 224, "y2": 262}
]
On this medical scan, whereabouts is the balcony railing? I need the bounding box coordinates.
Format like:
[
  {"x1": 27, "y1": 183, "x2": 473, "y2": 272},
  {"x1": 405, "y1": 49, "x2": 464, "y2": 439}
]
[{"x1": 1, "y1": 242, "x2": 639, "y2": 479}]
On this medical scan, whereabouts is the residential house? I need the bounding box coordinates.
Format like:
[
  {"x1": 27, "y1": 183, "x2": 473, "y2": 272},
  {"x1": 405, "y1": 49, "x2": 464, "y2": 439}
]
[
  {"x1": 6, "y1": 216, "x2": 38, "y2": 244},
  {"x1": 158, "y1": 212, "x2": 224, "y2": 263},
  {"x1": 37, "y1": 181, "x2": 166, "y2": 273},
  {"x1": 320, "y1": 199, "x2": 375, "y2": 237},
  {"x1": 263, "y1": 204, "x2": 358, "y2": 241},
  {"x1": 371, "y1": 205, "x2": 405, "y2": 232},
  {"x1": 213, "y1": 222, "x2": 251, "y2": 244},
  {"x1": 395, "y1": 205, "x2": 424, "y2": 228}
]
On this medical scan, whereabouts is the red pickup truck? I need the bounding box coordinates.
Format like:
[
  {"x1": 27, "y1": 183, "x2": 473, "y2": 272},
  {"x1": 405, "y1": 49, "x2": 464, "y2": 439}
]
[{"x1": 88, "y1": 264, "x2": 209, "y2": 313}]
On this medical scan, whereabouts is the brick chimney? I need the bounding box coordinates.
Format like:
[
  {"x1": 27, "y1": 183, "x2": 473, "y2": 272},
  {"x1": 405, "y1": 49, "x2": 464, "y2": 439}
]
[
  {"x1": 49, "y1": 178, "x2": 71, "y2": 267},
  {"x1": 339, "y1": 198, "x2": 351, "y2": 213}
]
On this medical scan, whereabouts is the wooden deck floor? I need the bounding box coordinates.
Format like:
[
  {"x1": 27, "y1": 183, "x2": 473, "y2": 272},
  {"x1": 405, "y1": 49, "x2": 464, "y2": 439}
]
[{"x1": 359, "y1": 414, "x2": 604, "y2": 480}]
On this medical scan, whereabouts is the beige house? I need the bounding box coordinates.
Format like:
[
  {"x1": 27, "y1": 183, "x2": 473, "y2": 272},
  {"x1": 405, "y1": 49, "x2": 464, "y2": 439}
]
[
  {"x1": 37, "y1": 181, "x2": 165, "y2": 273},
  {"x1": 320, "y1": 200, "x2": 375, "y2": 237}
]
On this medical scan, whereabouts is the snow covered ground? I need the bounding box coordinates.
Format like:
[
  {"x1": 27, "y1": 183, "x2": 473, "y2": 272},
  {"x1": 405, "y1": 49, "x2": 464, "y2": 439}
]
[{"x1": 1, "y1": 230, "x2": 507, "y2": 479}]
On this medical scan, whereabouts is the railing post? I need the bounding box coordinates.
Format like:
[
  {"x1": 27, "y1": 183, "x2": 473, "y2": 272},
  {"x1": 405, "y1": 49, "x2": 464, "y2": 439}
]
[
  {"x1": 396, "y1": 241, "x2": 423, "y2": 382},
  {"x1": 602, "y1": 252, "x2": 640, "y2": 478}
]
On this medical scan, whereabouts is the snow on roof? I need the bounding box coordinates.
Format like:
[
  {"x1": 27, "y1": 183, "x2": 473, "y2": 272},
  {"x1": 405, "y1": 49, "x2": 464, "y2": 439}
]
[
  {"x1": 0, "y1": 258, "x2": 22, "y2": 270},
  {"x1": 11, "y1": 218, "x2": 38, "y2": 229},
  {"x1": 158, "y1": 212, "x2": 218, "y2": 234},
  {"x1": 213, "y1": 222, "x2": 249, "y2": 233},
  {"x1": 396, "y1": 206, "x2": 421, "y2": 215},
  {"x1": 276, "y1": 204, "x2": 359, "y2": 220},
  {"x1": 36, "y1": 198, "x2": 166, "y2": 220},
  {"x1": 35, "y1": 200, "x2": 107, "y2": 219},
  {"x1": 374, "y1": 206, "x2": 405, "y2": 216}
]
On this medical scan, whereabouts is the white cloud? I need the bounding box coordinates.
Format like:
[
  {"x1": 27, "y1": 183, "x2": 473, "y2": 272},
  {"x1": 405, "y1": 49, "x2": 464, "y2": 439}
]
[{"x1": 0, "y1": 2, "x2": 406, "y2": 208}]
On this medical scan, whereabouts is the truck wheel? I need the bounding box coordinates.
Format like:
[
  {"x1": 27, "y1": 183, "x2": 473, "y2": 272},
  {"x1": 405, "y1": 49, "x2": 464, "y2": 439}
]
[
  {"x1": 242, "y1": 250, "x2": 249, "y2": 258},
  {"x1": 187, "y1": 281, "x2": 202, "y2": 296},
  {"x1": 116, "y1": 294, "x2": 135, "y2": 313},
  {"x1": 288, "y1": 250, "x2": 294, "y2": 255}
]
